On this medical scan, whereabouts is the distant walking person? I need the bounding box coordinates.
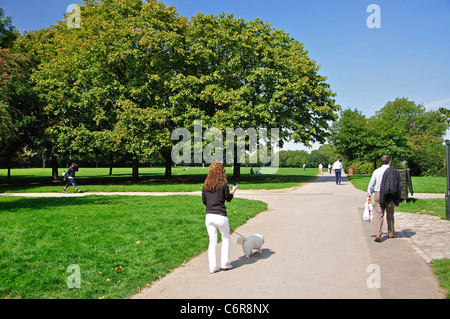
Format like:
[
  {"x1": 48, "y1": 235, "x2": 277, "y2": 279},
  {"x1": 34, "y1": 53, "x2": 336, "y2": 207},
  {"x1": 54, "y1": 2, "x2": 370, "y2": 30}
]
[
  {"x1": 332, "y1": 158, "x2": 343, "y2": 185},
  {"x1": 63, "y1": 163, "x2": 82, "y2": 193},
  {"x1": 202, "y1": 161, "x2": 237, "y2": 274},
  {"x1": 367, "y1": 155, "x2": 401, "y2": 242}
]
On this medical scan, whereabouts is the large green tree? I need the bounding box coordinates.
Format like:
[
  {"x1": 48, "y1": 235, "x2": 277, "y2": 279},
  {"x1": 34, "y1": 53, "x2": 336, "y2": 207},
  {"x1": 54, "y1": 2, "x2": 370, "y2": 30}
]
[
  {"x1": 19, "y1": 2, "x2": 339, "y2": 181},
  {"x1": 30, "y1": 0, "x2": 189, "y2": 180},
  {"x1": 173, "y1": 13, "x2": 339, "y2": 179},
  {"x1": 329, "y1": 108, "x2": 374, "y2": 163},
  {"x1": 0, "y1": 8, "x2": 41, "y2": 179},
  {"x1": 374, "y1": 97, "x2": 448, "y2": 175},
  {"x1": 330, "y1": 98, "x2": 449, "y2": 175}
]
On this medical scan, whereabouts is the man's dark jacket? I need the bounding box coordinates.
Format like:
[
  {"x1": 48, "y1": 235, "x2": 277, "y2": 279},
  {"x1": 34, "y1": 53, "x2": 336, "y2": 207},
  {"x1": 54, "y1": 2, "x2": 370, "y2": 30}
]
[{"x1": 379, "y1": 167, "x2": 402, "y2": 208}]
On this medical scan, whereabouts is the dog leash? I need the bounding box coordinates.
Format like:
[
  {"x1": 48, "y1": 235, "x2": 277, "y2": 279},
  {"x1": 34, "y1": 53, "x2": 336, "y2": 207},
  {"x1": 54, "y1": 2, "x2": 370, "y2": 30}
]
[{"x1": 229, "y1": 226, "x2": 244, "y2": 237}]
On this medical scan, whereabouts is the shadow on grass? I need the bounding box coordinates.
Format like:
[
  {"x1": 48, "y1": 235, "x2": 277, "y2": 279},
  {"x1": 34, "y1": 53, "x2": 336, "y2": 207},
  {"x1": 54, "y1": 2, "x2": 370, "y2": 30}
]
[
  {"x1": 0, "y1": 172, "x2": 318, "y2": 193},
  {"x1": 0, "y1": 195, "x2": 131, "y2": 212}
]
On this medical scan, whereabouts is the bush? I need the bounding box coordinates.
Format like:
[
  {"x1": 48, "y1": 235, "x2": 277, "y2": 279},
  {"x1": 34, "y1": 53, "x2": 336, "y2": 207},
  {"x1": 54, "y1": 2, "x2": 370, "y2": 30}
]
[{"x1": 351, "y1": 161, "x2": 375, "y2": 175}]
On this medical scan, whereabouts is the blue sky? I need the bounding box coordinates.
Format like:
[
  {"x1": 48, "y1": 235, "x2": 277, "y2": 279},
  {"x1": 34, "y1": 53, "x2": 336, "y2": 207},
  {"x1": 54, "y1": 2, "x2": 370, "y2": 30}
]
[{"x1": 2, "y1": 0, "x2": 450, "y2": 150}]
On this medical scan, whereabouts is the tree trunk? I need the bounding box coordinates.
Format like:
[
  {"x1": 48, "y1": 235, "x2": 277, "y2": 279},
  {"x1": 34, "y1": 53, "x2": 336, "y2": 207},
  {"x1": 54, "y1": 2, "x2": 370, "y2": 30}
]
[
  {"x1": 232, "y1": 147, "x2": 241, "y2": 181},
  {"x1": 51, "y1": 155, "x2": 59, "y2": 181},
  {"x1": 109, "y1": 154, "x2": 113, "y2": 176},
  {"x1": 131, "y1": 153, "x2": 139, "y2": 181},
  {"x1": 163, "y1": 151, "x2": 172, "y2": 178},
  {"x1": 41, "y1": 152, "x2": 46, "y2": 168},
  {"x1": 7, "y1": 158, "x2": 11, "y2": 180}
]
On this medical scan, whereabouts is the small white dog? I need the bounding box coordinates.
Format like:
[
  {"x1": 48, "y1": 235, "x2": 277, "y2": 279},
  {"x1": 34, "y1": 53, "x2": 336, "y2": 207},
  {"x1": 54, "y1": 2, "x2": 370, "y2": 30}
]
[{"x1": 236, "y1": 234, "x2": 265, "y2": 258}]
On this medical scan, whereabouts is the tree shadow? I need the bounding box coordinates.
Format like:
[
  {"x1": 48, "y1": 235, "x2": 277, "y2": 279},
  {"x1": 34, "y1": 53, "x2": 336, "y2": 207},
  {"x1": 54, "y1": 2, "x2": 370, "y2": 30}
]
[{"x1": 0, "y1": 195, "x2": 129, "y2": 212}]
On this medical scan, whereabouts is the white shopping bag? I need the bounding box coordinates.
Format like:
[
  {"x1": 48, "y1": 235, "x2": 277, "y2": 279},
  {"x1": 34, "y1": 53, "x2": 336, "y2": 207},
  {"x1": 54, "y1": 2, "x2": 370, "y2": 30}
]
[{"x1": 363, "y1": 201, "x2": 373, "y2": 222}]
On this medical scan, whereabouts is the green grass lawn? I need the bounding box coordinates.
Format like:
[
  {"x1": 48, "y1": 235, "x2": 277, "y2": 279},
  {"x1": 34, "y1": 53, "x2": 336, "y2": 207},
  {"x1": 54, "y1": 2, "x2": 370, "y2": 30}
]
[
  {"x1": 0, "y1": 195, "x2": 267, "y2": 299},
  {"x1": 0, "y1": 167, "x2": 318, "y2": 193},
  {"x1": 347, "y1": 175, "x2": 446, "y2": 194},
  {"x1": 397, "y1": 199, "x2": 446, "y2": 219},
  {"x1": 347, "y1": 174, "x2": 447, "y2": 220},
  {"x1": 431, "y1": 259, "x2": 450, "y2": 299}
]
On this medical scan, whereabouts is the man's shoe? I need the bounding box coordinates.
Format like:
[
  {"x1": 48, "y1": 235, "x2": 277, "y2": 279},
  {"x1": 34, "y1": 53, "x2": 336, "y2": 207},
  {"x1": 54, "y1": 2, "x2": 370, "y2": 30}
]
[
  {"x1": 389, "y1": 234, "x2": 398, "y2": 238},
  {"x1": 77, "y1": 189, "x2": 82, "y2": 193},
  {"x1": 62, "y1": 190, "x2": 67, "y2": 193},
  {"x1": 374, "y1": 235, "x2": 381, "y2": 242}
]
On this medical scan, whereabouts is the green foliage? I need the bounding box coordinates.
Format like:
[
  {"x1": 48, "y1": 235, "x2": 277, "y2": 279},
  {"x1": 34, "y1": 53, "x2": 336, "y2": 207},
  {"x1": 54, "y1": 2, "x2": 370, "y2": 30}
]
[
  {"x1": 331, "y1": 98, "x2": 449, "y2": 176},
  {"x1": 0, "y1": 8, "x2": 18, "y2": 48},
  {"x1": 28, "y1": 0, "x2": 188, "y2": 169},
  {"x1": 10, "y1": 0, "x2": 339, "y2": 179},
  {"x1": 278, "y1": 150, "x2": 309, "y2": 167},
  {"x1": 277, "y1": 144, "x2": 338, "y2": 168},
  {"x1": 349, "y1": 161, "x2": 375, "y2": 175},
  {"x1": 329, "y1": 108, "x2": 375, "y2": 163}
]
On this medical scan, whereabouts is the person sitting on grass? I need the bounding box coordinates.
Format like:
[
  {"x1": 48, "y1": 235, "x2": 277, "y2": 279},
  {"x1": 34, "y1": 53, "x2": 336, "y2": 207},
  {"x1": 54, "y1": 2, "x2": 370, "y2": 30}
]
[{"x1": 62, "y1": 163, "x2": 82, "y2": 193}]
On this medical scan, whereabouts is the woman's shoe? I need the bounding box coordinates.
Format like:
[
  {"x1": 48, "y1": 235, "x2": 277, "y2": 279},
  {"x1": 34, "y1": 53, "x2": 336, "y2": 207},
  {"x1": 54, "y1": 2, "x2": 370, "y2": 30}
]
[
  {"x1": 221, "y1": 263, "x2": 233, "y2": 271},
  {"x1": 374, "y1": 235, "x2": 381, "y2": 242},
  {"x1": 210, "y1": 267, "x2": 221, "y2": 274}
]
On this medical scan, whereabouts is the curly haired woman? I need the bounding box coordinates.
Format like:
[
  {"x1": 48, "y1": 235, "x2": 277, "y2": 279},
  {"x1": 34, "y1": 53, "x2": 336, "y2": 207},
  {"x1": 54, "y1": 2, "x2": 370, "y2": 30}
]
[{"x1": 202, "y1": 161, "x2": 238, "y2": 274}]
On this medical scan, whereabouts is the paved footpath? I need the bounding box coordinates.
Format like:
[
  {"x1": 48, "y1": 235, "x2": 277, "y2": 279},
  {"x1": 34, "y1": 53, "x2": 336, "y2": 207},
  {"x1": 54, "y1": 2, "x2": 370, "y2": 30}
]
[
  {"x1": 130, "y1": 173, "x2": 445, "y2": 299},
  {"x1": 2, "y1": 173, "x2": 447, "y2": 299}
]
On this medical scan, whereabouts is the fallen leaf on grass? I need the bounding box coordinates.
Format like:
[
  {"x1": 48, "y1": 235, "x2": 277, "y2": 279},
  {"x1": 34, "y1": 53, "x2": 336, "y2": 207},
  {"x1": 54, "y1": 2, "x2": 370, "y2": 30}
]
[
  {"x1": 115, "y1": 266, "x2": 123, "y2": 272},
  {"x1": 136, "y1": 240, "x2": 141, "y2": 244}
]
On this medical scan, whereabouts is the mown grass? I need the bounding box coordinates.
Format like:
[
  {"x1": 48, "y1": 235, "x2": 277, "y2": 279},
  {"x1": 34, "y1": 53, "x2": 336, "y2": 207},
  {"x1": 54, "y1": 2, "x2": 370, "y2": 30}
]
[
  {"x1": 397, "y1": 199, "x2": 446, "y2": 219},
  {"x1": 0, "y1": 195, "x2": 267, "y2": 299},
  {"x1": 347, "y1": 174, "x2": 447, "y2": 220},
  {"x1": 431, "y1": 258, "x2": 450, "y2": 299},
  {"x1": 0, "y1": 167, "x2": 318, "y2": 193},
  {"x1": 347, "y1": 175, "x2": 446, "y2": 194}
]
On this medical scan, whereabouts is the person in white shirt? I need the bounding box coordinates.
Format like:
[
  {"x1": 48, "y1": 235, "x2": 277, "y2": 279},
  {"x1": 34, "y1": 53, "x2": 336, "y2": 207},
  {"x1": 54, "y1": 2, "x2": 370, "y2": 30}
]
[
  {"x1": 367, "y1": 154, "x2": 397, "y2": 242},
  {"x1": 332, "y1": 159, "x2": 343, "y2": 185}
]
